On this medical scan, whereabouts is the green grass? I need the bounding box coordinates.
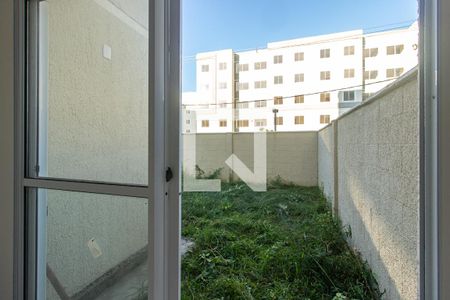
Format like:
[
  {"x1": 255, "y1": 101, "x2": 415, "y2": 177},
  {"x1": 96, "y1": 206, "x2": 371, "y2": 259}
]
[{"x1": 181, "y1": 181, "x2": 382, "y2": 300}]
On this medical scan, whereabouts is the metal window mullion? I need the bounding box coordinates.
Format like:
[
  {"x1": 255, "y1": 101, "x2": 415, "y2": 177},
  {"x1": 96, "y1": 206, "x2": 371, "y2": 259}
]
[
  {"x1": 23, "y1": 178, "x2": 149, "y2": 199},
  {"x1": 148, "y1": 0, "x2": 167, "y2": 298},
  {"x1": 166, "y1": 0, "x2": 181, "y2": 298},
  {"x1": 421, "y1": 0, "x2": 438, "y2": 299}
]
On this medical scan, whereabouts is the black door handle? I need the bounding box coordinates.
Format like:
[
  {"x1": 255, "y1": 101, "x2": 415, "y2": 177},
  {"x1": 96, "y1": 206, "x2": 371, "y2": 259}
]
[{"x1": 166, "y1": 167, "x2": 173, "y2": 182}]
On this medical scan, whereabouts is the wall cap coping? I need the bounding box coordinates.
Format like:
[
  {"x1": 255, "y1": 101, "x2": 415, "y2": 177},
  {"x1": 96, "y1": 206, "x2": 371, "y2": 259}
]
[{"x1": 319, "y1": 66, "x2": 418, "y2": 132}]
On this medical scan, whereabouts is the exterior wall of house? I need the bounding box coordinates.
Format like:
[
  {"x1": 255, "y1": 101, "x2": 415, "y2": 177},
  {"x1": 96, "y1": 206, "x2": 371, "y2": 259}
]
[
  {"x1": 45, "y1": 0, "x2": 148, "y2": 298},
  {"x1": 318, "y1": 70, "x2": 419, "y2": 299},
  {"x1": 183, "y1": 132, "x2": 318, "y2": 186}
]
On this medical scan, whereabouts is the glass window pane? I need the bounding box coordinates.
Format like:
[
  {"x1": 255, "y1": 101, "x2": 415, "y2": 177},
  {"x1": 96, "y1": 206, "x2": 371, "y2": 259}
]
[
  {"x1": 37, "y1": 0, "x2": 148, "y2": 184},
  {"x1": 35, "y1": 189, "x2": 148, "y2": 300}
]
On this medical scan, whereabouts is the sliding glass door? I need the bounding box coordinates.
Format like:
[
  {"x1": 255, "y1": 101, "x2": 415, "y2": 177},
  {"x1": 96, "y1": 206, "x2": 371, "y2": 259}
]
[{"x1": 21, "y1": 0, "x2": 180, "y2": 299}]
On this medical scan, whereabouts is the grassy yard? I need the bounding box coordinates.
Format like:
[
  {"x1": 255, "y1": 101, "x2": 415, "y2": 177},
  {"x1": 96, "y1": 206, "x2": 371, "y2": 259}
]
[{"x1": 181, "y1": 181, "x2": 382, "y2": 300}]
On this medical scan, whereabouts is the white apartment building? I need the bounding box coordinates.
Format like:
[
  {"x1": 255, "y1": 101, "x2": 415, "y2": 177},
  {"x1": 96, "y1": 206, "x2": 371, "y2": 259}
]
[{"x1": 182, "y1": 22, "x2": 418, "y2": 133}]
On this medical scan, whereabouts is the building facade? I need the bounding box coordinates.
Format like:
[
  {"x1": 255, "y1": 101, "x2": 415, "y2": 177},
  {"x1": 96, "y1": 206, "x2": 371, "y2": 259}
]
[{"x1": 182, "y1": 23, "x2": 418, "y2": 133}]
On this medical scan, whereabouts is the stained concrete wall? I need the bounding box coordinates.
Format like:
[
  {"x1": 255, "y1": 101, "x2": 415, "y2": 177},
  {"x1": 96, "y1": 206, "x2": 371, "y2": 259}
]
[
  {"x1": 318, "y1": 124, "x2": 335, "y2": 207},
  {"x1": 318, "y1": 70, "x2": 419, "y2": 299},
  {"x1": 183, "y1": 132, "x2": 318, "y2": 186},
  {"x1": 45, "y1": 0, "x2": 148, "y2": 298}
]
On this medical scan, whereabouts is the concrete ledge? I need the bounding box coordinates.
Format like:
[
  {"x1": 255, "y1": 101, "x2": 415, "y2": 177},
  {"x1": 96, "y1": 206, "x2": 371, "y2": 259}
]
[{"x1": 71, "y1": 247, "x2": 147, "y2": 300}]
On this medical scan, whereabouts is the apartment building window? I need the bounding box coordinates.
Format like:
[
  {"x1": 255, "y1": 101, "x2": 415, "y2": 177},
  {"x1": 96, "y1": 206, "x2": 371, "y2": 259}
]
[
  {"x1": 274, "y1": 96, "x2": 283, "y2": 105},
  {"x1": 295, "y1": 95, "x2": 304, "y2": 103},
  {"x1": 254, "y1": 61, "x2": 267, "y2": 70},
  {"x1": 273, "y1": 55, "x2": 283, "y2": 64},
  {"x1": 320, "y1": 48, "x2": 330, "y2": 58},
  {"x1": 201, "y1": 64, "x2": 209, "y2": 72},
  {"x1": 364, "y1": 70, "x2": 378, "y2": 80},
  {"x1": 363, "y1": 92, "x2": 374, "y2": 99},
  {"x1": 275, "y1": 116, "x2": 283, "y2": 125},
  {"x1": 295, "y1": 116, "x2": 305, "y2": 125},
  {"x1": 344, "y1": 68, "x2": 355, "y2": 78},
  {"x1": 219, "y1": 120, "x2": 227, "y2": 127},
  {"x1": 219, "y1": 103, "x2": 227, "y2": 108},
  {"x1": 235, "y1": 120, "x2": 249, "y2": 127},
  {"x1": 254, "y1": 80, "x2": 267, "y2": 89},
  {"x1": 219, "y1": 82, "x2": 227, "y2": 89},
  {"x1": 274, "y1": 75, "x2": 283, "y2": 84},
  {"x1": 386, "y1": 68, "x2": 394, "y2": 78},
  {"x1": 386, "y1": 44, "x2": 404, "y2": 55},
  {"x1": 255, "y1": 119, "x2": 267, "y2": 127},
  {"x1": 237, "y1": 102, "x2": 249, "y2": 109},
  {"x1": 186, "y1": 119, "x2": 191, "y2": 125},
  {"x1": 219, "y1": 62, "x2": 227, "y2": 70},
  {"x1": 295, "y1": 73, "x2": 305, "y2": 82},
  {"x1": 364, "y1": 47, "x2": 378, "y2": 57},
  {"x1": 320, "y1": 71, "x2": 331, "y2": 80},
  {"x1": 238, "y1": 63, "x2": 249, "y2": 72},
  {"x1": 344, "y1": 45, "x2": 355, "y2": 56},
  {"x1": 238, "y1": 82, "x2": 249, "y2": 90},
  {"x1": 320, "y1": 92, "x2": 330, "y2": 102},
  {"x1": 386, "y1": 67, "x2": 404, "y2": 78},
  {"x1": 320, "y1": 115, "x2": 331, "y2": 124},
  {"x1": 255, "y1": 100, "x2": 267, "y2": 108},
  {"x1": 201, "y1": 120, "x2": 209, "y2": 127},
  {"x1": 294, "y1": 52, "x2": 304, "y2": 61},
  {"x1": 396, "y1": 67, "x2": 404, "y2": 76},
  {"x1": 186, "y1": 129, "x2": 191, "y2": 133},
  {"x1": 343, "y1": 91, "x2": 355, "y2": 101}
]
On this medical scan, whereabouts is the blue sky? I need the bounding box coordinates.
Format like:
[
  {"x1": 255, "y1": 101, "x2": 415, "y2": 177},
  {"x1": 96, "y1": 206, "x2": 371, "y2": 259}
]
[{"x1": 182, "y1": 0, "x2": 418, "y2": 91}]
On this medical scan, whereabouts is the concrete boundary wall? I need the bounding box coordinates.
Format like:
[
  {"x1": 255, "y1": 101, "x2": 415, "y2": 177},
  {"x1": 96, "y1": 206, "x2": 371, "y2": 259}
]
[
  {"x1": 318, "y1": 69, "x2": 419, "y2": 299},
  {"x1": 183, "y1": 132, "x2": 318, "y2": 186}
]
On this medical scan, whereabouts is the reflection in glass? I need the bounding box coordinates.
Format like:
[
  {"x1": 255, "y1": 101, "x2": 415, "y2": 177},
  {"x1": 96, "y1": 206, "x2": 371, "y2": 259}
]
[
  {"x1": 38, "y1": 189, "x2": 148, "y2": 300},
  {"x1": 38, "y1": 0, "x2": 148, "y2": 184}
]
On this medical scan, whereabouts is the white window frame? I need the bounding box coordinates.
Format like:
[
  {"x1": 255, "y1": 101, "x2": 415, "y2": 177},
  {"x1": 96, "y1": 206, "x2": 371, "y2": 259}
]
[
  {"x1": 320, "y1": 71, "x2": 331, "y2": 80},
  {"x1": 344, "y1": 68, "x2": 355, "y2": 78},
  {"x1": 255, "y1": 100, "x2": 267, "y2": 108},
  {"x1": 274, "y1": 75, "x2": 283, "y2": 84},
  {"x1": 273, "y1": 55, "x2": 283, "y2": 64},
  {"x1": 254, "y1": 61, "x2": 267, "y2": 70},
  {"x1": 201, "y1": 64, "x2": 209, "y2": 72},
  {"x1": 295, "y1": 73, "x2": 304, "y2": 82},
  {"x1": 294, "y1": 52, "x2": 304, "y2": 61},
  {"x1": 320, "y1": 48, "x2": 330, "y2": 58},
  {"x1": 238, "y1": 82, "x2": 249, "y2": 90},
  {"x1": 344, "y1": 45, "x2": 355, "y2": 56},
  {"x1": 343, "y1": 90, "x2": 355, "y2": 101},
  {"x1": 254, "y1": 80, "x2": 267, "y2": 89},
  {"x1": 238, "y1": 63, "x2": 249, "y2": 72},
  {"x1": 254, "y1": 119, "x2": 267, "y2": 127}
]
